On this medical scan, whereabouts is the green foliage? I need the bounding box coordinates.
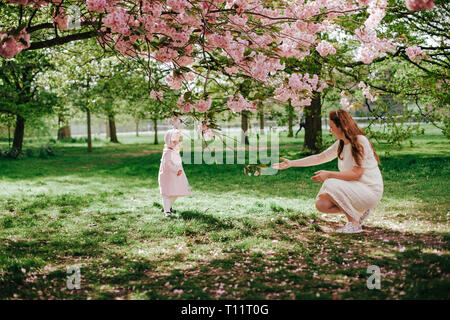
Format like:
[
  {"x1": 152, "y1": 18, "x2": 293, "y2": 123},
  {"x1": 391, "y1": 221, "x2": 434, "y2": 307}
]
[{"x1": 0, "y1": 50, "x2": 57, "y2": 120}]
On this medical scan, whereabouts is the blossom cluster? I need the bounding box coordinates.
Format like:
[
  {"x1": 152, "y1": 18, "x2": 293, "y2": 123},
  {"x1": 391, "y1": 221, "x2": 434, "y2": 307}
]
[
  {"x1": 316, "y1": 40, "x2": 336, "y2": 57},
  {"x1": 0, "y1": 29, "x2": 30, "y2": 59},
  {"x1": 405, "y1": 0, "x2": 435, "y2": 11},
  {"x1": 227, "y1": 94, "x2": 257, "y2": 113},
  {"x1": 274, "y1": 73, "x2": 328, "y2": 107},
  {"x1": 198, "y1": 123, "x2": 214, "y2": 141},
  {"x1": 150, "y1": 90, "x2": 164, "y2": 101},
  {"x1": 405, "y1": 45, "x2": 425, "y2": 62},
  {"x1": 358, "y1": 81, "x2": 378, "y2": 102},
  {"x1": 340, "y1": 91, "x2": 352, "y2": 109}
]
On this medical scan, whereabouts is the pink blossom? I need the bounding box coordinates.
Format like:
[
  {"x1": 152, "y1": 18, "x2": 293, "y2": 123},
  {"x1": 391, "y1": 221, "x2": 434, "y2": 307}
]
[
  {"x1": 288, "y1": 73, "x2": 312, "y2": 91},
  {"x1": 405, "y1": 45, "x2": 424, "y2": 62},
  {"x1": 154, "y1": 47, "x2": 178, "y2": 63},
  {"x1": 103, "y1": 8, "x2": 132, "y2": 35},
  {"x1": 273, "y1": 86, "x2": 293, "y2": 103},
  {"x1": 227, "y1": 94, "x2": 257, "y2": 113},
  {"x1": 177, "y1": 12, "x2": 202, "y2": 28},
  {"x1": 0, "y1": 37, "x2": 21, "y2": 59},
  {"x1": 53, "y1": 11, "x2": 69, "y2": 30},
  {"x1": 7, "y1": 0, "x2": 28, "y2": 5},
  {"x1": 0, "y1": 29, "x2": 30, "y2": 59},
  {"x1": 224, "y1": 66, "x2": 239, "y2": 75},
  {"x1": 340, "y1": 91, "x2": 351, "y2": 108},
  {"x1": 166, "y1": 73, "x2": 183, "y2": 89},
  {"x1": 176, "y1": 56, "x2": 194, "y2": 67},
  {"x1": 317, "y1": 81, "x2": 328, "y2": 92},
  {"x1": 86, "y1": 0, "x2": 108, "y2": 12},
  {"x1": 288, "y1": 73, "x2": 304, "y2": 91},
  {"x1": 359, "y1": 82, "x2": 378, "y2": 102},
  {"x1": 357, "y1": 45, "x2": 378, "y2": 64},
  {"x1": 250, "y1": 53, "x2": 271, "y2": 81},
  {"x1": 177, "y1": 97, "x2": 194, "y2": 113},
  {"x1": 167, "y1": 0, "x2": 192, "y2": 13},
  {"x1": 150, "y1": 90, "x2": 163, "y2": 100},
  {"x1": 182, "y1": 72, "x2": 196, "y2": 82},
  {"x1": 299, "y1": 98, "x2": 312, "y2": 106},
  {"x1": 198, "y1": 124, "x2": 214, "y2": 141},
  {"x1": 291, "y1": 97, "x2": 312, "y2": 107},
  {"x1": 354, "y1": 27, "x2": 377, "y2": 44},
  {"x1": 364, "y1": 7, "x2": 385, "y2": 30},
  {"x1": 229, "y1": 14, "x2": 248, "y2": 27},
  {"x1": 167, "y1": 117, "x2": 183, "y2": 129},
  {"x1": 307, "y1": 74, "x2": 319, "y2": 88},
  {"x1": 316, "y1": 40, "x2": 336, "y2": 57},
  {"x1": 193, "y1": 97, "x2": 212, "y2": 113},
  {"x1": 405, "y1": 0, "x2": 435, "y2": 11}
]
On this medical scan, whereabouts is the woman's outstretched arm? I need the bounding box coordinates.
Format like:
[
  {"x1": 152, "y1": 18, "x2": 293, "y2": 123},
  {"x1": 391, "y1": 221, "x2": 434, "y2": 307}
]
[{"x1": 273, "y1": 141, "x2": 339, "y2": 170}]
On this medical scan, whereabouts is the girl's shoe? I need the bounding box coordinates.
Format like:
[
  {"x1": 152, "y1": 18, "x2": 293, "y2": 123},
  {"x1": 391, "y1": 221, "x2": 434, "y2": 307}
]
[
  {"x1": 164, "y1": 211, "x2": 172, "y2": 217},
  {"x1": 336, "y1": 222, "x2": 362, "y2": 234},
  {"x1": 360, "y1": 209, "x2": 371, "y2": 225},
  {"x1": 170, "y1": 208, "x2": 177, "y2": 214}
]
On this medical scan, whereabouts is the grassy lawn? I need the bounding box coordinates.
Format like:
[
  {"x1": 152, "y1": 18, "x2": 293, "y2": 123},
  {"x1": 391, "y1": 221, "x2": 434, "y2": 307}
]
[{"x1": 0, "y1": 126, "x2": 449, "y2": 300}]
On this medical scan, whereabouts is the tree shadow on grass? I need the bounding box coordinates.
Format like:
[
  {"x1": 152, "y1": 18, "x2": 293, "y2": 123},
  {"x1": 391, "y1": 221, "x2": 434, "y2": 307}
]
[
  {"x1": 178, "y1": 210, "x2": 234, "y2": 231},
  {"x1": 137, "y1": 218, "x2": 448, "y2": 300},
  {"x1": 0, "y1": 237, "x2": 105, "y2": 299},
  {"x1": 0, "y1": 214, "x2": 448, "y2": 300}
]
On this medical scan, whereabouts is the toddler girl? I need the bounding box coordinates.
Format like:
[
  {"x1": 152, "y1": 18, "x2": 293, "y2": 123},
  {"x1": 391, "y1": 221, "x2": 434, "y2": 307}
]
[{"x1": 158, "y1": 128, "x2": 191, "y2": 217}]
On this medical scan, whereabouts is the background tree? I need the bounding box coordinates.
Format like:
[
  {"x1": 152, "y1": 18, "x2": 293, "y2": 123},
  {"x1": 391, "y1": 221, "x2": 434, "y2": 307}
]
[{"x1": 0, "y1": 50, "x2": 56, "y2": 156}]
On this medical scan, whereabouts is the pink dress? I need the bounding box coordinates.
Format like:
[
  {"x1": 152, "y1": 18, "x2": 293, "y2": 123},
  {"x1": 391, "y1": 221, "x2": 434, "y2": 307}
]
[{"x1": 158, "y1": 130, "x2": 192, "y2": 198}]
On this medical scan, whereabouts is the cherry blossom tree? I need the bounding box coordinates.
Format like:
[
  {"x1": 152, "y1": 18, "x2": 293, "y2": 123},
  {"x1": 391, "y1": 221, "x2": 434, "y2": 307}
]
[{"x1": 0, "y1": 0, "x2": 438, "y2": 145}]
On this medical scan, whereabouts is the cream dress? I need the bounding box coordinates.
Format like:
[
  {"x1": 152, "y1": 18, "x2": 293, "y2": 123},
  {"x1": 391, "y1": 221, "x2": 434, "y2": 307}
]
[{"x1": 302, "y1": 135, "x2": 383, "y2": 221}]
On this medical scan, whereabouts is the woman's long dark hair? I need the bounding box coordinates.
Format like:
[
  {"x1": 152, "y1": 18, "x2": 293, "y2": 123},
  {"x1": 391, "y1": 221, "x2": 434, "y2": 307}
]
[{"x1": 329, "y1": 109, "x2": 380, "y2": 166}]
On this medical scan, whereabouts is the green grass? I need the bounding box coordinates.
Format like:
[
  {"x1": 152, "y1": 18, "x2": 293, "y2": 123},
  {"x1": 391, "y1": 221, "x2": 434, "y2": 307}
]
[{"x1": 0, "y1": 125, "x2": 449, "y2": 300}]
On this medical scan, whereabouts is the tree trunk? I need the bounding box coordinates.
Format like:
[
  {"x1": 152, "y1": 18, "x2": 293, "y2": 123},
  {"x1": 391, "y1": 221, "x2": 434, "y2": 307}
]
[
  {"x1": 304, "y1": 92, "x2": 322, "y2": 154},
  {"x1": 135, "y1": 117, "x2": 139, "y2": 137},
  {"x1": 108, "y1": 114, "x2": 119, "y2": 143},
  {"x1": 258, "y1": 103, "x2": 265, "y2": 135},
  {"x1": 153, "y1": 118, "x2": 158, "y2": 145},
  {"x1": 241, "y1": 111, "x2": 249, "y2": 145},
  {"x1": 8, "y1": 125, "x2": 11, "y2": 148},
  {"x1": 106, "y1": 120, "x2": 110, "y2": 138},
  {"x1": 57, "y1": 116, "x2": 71, "y2": 140},
  {"x1": 12, "y1": 114, "x2": 25, "y2": 153},
  {"x1": 287, "y1": 102, "x2": 294, "y2": 137},
  {"x1": 87, "y1": 108, "x2": 92, "y2": 153}
]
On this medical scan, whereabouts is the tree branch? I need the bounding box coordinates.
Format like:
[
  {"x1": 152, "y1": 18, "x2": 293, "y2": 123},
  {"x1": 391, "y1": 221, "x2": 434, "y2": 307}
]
[{"x1": 25, "y1": 31, "x2": 98, "y2": 51}]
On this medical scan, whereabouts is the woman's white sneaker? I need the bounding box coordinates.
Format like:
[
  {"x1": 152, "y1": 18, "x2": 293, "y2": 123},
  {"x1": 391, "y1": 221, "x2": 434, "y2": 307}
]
[{"x1": 336, "y1": 223, "x2": 362, "y2": 234}]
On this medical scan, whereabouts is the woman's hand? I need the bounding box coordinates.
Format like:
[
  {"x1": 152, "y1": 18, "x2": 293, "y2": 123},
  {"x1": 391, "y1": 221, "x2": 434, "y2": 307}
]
[
  {"x1": 311, "y1": 170, "x2": 331, "y2": 183},
  {"x1": 272, "y1": 157, "x2": 291, "y2": 170}
]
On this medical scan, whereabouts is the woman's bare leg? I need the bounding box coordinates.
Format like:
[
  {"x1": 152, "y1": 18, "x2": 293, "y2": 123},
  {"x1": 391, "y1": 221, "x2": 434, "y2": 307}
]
[
  {"x1": 315, "y1": 194, "x2": 342, "y2": 213},
  {"x1": 316, "y1": 193, "x2": 360, "y2": 226}
]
